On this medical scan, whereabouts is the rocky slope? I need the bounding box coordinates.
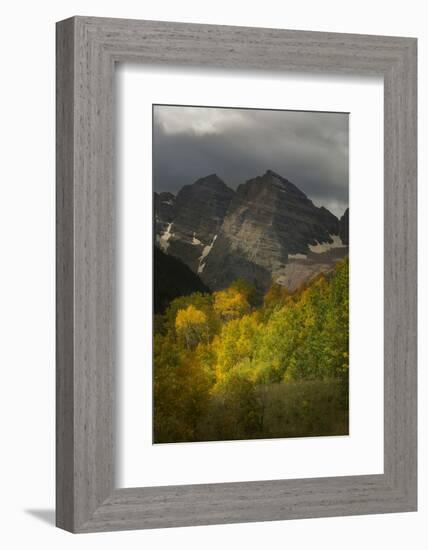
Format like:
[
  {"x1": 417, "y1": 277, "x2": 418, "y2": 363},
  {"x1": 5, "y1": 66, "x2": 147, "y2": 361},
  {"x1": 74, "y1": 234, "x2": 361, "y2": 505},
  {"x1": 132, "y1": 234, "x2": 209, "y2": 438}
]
[
  {"x1": 155, "y1": 170, "x2": 348, "y2": 293},
  {"x1": 339, "y1": 208, "x2": 349, "y2": 245},
  {"x1": 156, "y1": 174, "x2": 234, "y2": 273},
  {"x1": 202, "y1": 170, "x2": 346, "y2": 290}
]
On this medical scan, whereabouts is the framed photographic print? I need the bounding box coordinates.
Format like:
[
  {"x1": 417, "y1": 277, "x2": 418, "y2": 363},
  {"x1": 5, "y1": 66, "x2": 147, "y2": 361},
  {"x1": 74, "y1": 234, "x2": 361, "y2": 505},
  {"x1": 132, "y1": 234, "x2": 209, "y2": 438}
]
[{"x1": 56, "y1": 17, "x2": 417, "y2": 532}]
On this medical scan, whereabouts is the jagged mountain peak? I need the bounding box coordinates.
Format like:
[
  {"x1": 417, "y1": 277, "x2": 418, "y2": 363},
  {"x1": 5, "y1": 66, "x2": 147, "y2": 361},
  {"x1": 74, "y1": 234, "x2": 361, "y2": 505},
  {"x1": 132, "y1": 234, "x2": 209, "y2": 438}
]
[
  {"x1": 264, "y1": 168, "x2": 293, "y2": 184},
  {"x1": 316, "y1": 205, "x2": 340, "y2": 233},
  {"x1": 319, "y1": 205, "x2": 334, "y2": 215},
  {"x1": 176, "y1": 174, "x2": 235, "y2": 203},
  {"x1": 189, "y1": 173, "x2": 232, "y2": 192},
  {"x1": 237, "y1": 169, "x2": 309, "y2": 201},
  {"x1": 265, "y1": 168, "x2": 279, "y2": 176}
]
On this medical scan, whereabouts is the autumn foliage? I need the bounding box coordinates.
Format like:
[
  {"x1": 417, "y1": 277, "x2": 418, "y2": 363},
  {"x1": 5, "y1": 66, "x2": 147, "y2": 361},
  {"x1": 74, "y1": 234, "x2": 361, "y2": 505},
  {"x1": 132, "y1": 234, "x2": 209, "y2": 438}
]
[{"x1": 154, "y1": 259, "x2": 349, "y2": 443}]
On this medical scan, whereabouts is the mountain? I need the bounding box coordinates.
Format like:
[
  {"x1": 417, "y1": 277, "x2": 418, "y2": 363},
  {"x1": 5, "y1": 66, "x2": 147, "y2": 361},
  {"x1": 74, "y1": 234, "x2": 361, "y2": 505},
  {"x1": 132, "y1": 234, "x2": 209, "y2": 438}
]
[
  {"x1": 339, "y1": 208, "x2": 349, "y2": 245},
  {"x1": 154, "y1": 191, "x2": 176, "y2": 252},
  {"x1": 174, "y1": 174, "x2": 235, "y2": 242},
  {"x1": 156, "y1": 174, "x2": 235, "y2": 274},
  {"x1": 154, "y1": 170, "x2": 348, "y2": 293},
  {"x1": 202, "y1": 170, "x2": 345, "y2": 290},
  {"x1": 154, "y1": 191, "x2": 176, "y2": 223},
  {"x1": 154, "y1": 247, "x2": 209, "y2": 314}
]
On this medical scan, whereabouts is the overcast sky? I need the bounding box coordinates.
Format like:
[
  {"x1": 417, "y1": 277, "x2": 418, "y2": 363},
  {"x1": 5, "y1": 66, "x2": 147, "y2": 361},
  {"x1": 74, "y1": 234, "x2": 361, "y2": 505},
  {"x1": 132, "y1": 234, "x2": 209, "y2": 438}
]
[{"x1": 153, "y1": 105, "x2": 349, "y2": 218}]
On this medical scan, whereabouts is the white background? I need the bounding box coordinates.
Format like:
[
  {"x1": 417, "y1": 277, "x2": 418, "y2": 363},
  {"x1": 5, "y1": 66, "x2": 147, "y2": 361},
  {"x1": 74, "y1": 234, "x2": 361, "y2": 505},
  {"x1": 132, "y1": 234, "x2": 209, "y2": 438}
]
[
  {"x1": 118, "y1": 67, "x2": 384, "y2": 487},
  {"x1": 0, "y1": 1, "x2": 425, "y2": 549}
]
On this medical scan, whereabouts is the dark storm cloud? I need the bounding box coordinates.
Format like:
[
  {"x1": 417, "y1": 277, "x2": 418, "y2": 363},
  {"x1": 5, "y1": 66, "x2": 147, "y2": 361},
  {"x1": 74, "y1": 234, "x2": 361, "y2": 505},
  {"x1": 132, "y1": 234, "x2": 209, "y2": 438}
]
[{"x1": 153, "y1": 105, "x2": 348, "y2": 218}]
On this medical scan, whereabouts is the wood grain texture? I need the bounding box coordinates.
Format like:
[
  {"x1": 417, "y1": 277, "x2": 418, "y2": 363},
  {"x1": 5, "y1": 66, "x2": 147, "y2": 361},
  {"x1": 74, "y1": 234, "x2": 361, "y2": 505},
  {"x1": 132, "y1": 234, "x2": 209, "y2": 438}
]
[
  {"x1": 56, "y1": 16, "x2": 417, "y2": 533},
  {"x1": 56, "y1": 18, "x2": 75, "y2": 532}
]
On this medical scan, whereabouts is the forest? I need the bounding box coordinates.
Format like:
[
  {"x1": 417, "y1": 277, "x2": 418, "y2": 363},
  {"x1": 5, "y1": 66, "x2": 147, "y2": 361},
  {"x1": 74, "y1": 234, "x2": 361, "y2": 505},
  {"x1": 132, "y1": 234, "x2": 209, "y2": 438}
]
[{"x1": 153, "y1": 258, "x2": 349, "y2": 443}]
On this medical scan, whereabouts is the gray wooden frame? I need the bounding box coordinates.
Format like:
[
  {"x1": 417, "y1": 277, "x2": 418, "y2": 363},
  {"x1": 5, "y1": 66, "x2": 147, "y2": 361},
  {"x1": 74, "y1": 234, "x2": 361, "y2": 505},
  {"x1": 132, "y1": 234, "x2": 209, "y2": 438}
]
[{"x1": 56, "y1": 16, "x2": 417, "y2": 533}]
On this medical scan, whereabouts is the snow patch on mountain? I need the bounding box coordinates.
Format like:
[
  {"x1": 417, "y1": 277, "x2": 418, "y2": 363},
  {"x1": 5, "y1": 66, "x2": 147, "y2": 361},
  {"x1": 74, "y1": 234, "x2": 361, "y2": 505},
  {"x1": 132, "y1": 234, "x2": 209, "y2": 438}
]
[
  {"x1": 162, "y1": 199, "x2": 174, "y2": 206},
  {"x1": 157, "y1": 223, "x2": 174, "y2": 252},
  {"x1": 309, "y1": 235, "x2": 346, "y2": 254},
  {"x1": 197, "y1": 235, "x2": 217, "y2": 273},
  {"x1": 192, "y1": 233, "x2": 202, "y2": 246}
]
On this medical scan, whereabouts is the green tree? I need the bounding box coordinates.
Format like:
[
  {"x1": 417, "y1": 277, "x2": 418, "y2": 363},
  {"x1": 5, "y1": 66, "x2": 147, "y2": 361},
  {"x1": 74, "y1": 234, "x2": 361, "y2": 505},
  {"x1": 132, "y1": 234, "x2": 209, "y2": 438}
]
[
  {"x1": 175, "y1": 305, "x2": 208, "y2": 348},
  {"x1": 213, "y1": 287, "x2": 250, "y2": 321}
]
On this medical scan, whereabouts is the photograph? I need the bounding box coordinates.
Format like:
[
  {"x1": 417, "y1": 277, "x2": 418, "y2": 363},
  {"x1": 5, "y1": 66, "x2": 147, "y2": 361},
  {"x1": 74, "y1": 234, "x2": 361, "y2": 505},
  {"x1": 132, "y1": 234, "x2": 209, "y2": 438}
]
[{"x1": 153, "y1": 104, "x2": 350, "y2": 444}]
